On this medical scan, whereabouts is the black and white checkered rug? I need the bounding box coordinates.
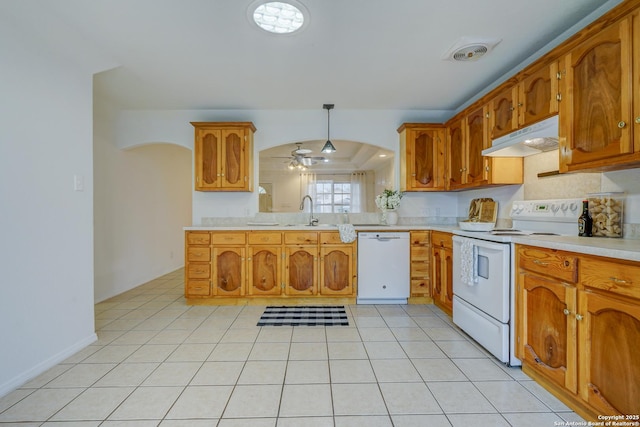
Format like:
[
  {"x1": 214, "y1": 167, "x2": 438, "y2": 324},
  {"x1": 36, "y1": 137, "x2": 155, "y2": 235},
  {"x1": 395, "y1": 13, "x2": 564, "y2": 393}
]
[{"x1": 257, "y1": 306, "x2": 349, "y2": 327}]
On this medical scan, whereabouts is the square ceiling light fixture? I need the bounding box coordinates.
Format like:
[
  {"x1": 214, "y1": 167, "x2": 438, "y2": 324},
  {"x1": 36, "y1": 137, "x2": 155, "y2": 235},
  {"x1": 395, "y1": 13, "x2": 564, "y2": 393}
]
[{"x1": 249, "y1": 1, "x2": 308, "y2": 34}]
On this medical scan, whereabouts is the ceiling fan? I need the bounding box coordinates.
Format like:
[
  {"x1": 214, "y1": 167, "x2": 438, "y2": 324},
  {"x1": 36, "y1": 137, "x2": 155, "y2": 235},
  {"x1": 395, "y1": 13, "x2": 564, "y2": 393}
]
[{"x1": 272, "y1": 143, "x2": 328, "y2": 169}]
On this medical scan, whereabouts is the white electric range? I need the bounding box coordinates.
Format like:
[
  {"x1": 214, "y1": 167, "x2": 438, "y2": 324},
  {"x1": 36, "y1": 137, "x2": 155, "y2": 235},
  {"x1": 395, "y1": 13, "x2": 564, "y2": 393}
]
[{"x1": 452, "y1": 198, "x2": 582, "y2": 366}]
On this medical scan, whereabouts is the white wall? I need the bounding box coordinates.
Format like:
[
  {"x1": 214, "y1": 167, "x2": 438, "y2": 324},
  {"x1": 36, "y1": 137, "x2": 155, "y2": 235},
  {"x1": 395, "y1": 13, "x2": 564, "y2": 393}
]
[
  {"x1": 115, "y1": 109, "x2": 452, "y2": 224},
  {"x1": 0, "y1": 5, "x2": 112, "y2": 395},
  {"x1": 93, "y1": 100, "x2": 192, "y2": 303}
]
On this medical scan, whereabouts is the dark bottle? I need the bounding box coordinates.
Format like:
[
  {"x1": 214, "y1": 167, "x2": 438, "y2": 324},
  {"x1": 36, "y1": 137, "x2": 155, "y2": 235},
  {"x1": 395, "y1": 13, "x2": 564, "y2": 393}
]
[{"x1": 578, "y1": 199, "x2": 593, "y2": 237}]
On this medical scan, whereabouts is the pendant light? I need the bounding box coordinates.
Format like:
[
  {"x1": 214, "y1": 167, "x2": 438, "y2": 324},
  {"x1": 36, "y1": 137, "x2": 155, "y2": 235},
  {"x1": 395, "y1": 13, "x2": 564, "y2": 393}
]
[{"x1": 321, "y1": 103, "x2": 336, "y2": 154}]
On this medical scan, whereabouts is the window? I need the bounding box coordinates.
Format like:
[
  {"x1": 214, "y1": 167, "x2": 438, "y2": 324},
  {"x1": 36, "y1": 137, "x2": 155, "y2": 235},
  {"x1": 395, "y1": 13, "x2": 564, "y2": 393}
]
[{"x1": 314, "y1": 180, "x2": 351, "y2": 213}]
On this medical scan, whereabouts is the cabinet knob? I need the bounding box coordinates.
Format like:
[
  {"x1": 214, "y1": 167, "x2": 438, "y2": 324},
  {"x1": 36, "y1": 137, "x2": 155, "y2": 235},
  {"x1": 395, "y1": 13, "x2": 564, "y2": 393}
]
[
  {"x1": 563, "y1": 308, "x2": 570, "y2": 316},
  {"x1": 635, "y1": 117, "x2": 640, "y2": 124},
  {"x1": 618, "y1": 121, "x2": 626, "y2": 129},
  {"x1": 556, "y1": 93, "x2": 562, "y2": 102},
  {"x1": 575, "y1": 314, "x2": 583, "y2": 321},
  {"x1": 517, "y1": 102, "x2": 523, "y2": 107}
]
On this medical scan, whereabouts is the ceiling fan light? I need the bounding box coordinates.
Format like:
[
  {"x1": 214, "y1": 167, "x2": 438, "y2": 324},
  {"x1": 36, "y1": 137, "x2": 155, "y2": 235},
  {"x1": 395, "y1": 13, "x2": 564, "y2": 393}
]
[{"x1": 321, "y1": 140, "x2": 336, "y2": 153}]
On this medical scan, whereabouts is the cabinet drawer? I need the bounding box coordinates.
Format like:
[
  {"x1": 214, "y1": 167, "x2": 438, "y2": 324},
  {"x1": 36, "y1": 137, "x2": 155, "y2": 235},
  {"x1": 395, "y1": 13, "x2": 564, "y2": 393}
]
[
  {"x1": 186, "y1": 280, "x2": 211, "y2": 296},
  {"x1": 187, "y1": 263, "x2": 211, "y2": 279},
  {"x1": 320, "y1": 232, "x2": 345, "y2": 245},
  {"x1": 248, "y1": 232, "x2": 282, "y2": 245},
  {"x1": 411, "y1": 278, "x2": 430, "y2": 295},
  {"x1": 517, "y1": 246, "x2": 578, "y2": 283},
  {"x1": 581, "y1": 256, "x2": 640, "y2": 300},
  {"x1": 431, "y1": 231, "x2": 452, "y2": 249},
  {"x1": 187, "y1": 232, "x2": 211, "y2": 245},
  {"x1": 211, "y1": 232, "x2": 246, "y2": 245},
  {"x1": 411, "y1": 261, "x2": 430, "y2": 277},
  {"x1": 187, "y1": 247, "x2": 211, "y2": 262},
  {"x1": 411, "y1": 231, "x2": 430, "y2": 245},
  {"x1": 411, "y1": 246, "x2": 430, "y2": 261},
  {"x1": 285, "y1": 232, "x2": 318, "y2": 245}
]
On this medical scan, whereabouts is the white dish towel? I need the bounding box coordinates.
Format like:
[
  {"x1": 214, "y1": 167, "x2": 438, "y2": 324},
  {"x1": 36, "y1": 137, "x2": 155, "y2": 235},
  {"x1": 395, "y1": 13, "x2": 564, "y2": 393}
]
[
  {"x1": 460, "y1": 240, "x2": 478, "y2": 286},
  {"x1": 337, "y1": 224, "x2": 357, "y2": 243}
]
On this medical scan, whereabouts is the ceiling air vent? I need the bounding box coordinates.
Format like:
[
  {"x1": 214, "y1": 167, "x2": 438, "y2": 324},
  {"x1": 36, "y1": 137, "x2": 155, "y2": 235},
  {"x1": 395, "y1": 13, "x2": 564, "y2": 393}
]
[
  {"x1": 442, "y1": 37, "x2": 501, "y2": 62},
  {"x1": 452, "y1": 44, "x2": 489, "y2": 61}
]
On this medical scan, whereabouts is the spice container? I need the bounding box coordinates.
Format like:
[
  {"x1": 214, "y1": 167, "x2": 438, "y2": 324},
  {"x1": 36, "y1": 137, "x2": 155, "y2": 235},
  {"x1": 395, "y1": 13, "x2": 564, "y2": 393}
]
[{"x1": 587, "y1": 192, "x2": 624, "y2": 238}]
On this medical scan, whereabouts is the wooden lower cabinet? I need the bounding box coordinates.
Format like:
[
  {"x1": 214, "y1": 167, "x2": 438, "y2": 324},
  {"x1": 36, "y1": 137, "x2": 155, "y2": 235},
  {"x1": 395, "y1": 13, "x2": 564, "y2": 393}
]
[
  {"x1": 519, "y1": 271, "x2": 577, "y2": 393},
  {"x1": 185, "y1": 232, "x2": 212, "y2": 297},
  {"x1": 284, "y1": 245, "x2": 317, "y2": 296},
  {"x1": 320, "y1": 245, "x2": 355, "y2": 296},
  {"x1": 410, "y1": 231, "x2": 431, "y2": 298},
  {"x1": 212, "y1": 247, "x2": 245, "y2": 296},
  {"x1": 185, "y1": 230, "x2": 356, "y2": 302},
  {"x1": 516, "y1": 244, "x2": 640, "y2": 419},
  {"x1": 579, "y1": 290, "x2": 640, "y2": 415},
  {"x1": 248, "y1": 246, "x2": 282, "y2": 296},
  {"x1": 431, "y1": 231, "x2": 453, "y2": 315}
]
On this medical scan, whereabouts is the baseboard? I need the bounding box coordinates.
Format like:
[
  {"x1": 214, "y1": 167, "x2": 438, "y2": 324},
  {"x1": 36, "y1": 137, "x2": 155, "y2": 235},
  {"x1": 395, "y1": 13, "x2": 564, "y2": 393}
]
[{"x1": 0, "y1": 332, "x2": 97, "y2": 398}]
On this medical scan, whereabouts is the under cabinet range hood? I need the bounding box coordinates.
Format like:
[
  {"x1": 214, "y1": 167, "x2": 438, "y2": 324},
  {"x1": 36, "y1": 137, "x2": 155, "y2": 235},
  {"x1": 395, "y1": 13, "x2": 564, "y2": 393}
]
[{"x1": 482, "y1": 115, "x2": 559, "y2": 157}]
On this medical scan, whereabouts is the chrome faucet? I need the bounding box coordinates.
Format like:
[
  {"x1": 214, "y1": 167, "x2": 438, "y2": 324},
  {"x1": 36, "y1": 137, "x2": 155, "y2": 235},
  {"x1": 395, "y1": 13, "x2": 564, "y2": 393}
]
[{"x1": 300, "y1": 195, "x2": 318, "y2": 226}]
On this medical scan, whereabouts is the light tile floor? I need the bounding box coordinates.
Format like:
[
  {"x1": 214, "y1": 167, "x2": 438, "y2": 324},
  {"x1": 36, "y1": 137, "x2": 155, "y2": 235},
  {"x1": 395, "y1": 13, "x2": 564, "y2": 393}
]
[{"x1": 0, "y1": 269, "x2": 588, "y2": 426}]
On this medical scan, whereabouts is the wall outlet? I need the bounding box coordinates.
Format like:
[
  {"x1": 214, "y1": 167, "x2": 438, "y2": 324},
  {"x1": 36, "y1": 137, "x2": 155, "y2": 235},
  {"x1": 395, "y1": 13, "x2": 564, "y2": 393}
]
[{"x1": 73, "y1": 174, "x2": 84, "y2": 192}]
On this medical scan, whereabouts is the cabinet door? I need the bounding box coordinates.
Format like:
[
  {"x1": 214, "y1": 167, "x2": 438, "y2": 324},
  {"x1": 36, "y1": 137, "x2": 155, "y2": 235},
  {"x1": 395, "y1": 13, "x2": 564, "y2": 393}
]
[
  {"x1": 518, "y1": 62, "x2": 559, "y2": 127},
  {"x1": 443, "y1": 246, "x2": 454, "y2": 312},
  {"x1": 195, "y1": 129, "x2": 221, "y2": 190},
  {"x1": 284, "y1": 246, "x2": 317, "y2": 296},
  {"x1": 408, "y1": 128, "x2": 445, "y2": 190},
  {"x1": 248, "y1": 246, "x2": 282, "y2": 296},
  {"x1": 579, "y1": 291, "x2": 640, "y2": 415},
  {"x1": 431, "y1": 246, "x2": 443, "y2": 306},
  {"x1": 520, "y1": 272, "x2": 577, "y2": 393},
  {"x1": 221, "y1": 129, "x2": 247, "y2": 189},
  {"x1": 320, "y1": 246, "x2": 354, "y2": 296},
  {"x1": 446, "y1": 118, "x2": 466, "y2": 190},
  {"x1": 466, "y1": 106, "x2": 489, "y2": 186},
  {"x1": 490, "y1": 85, "x2": 518, "y2": 139},
  {"x1": 560, "y1": 17, "x2": 634, "y2": 172},
  {"x1": 212, "y1": 247, "x2": 245, "y2": 296}
]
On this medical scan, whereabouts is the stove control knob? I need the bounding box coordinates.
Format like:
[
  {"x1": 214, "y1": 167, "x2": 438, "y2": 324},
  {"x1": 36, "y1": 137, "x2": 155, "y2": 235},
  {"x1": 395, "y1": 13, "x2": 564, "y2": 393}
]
[
  {"x1": 560, "y1": 203, "x2": 568, "y2": 212},
  {"x1": 551, "y1": 204, "x2": 560, "y2": 214},
  {"x1": 569, "y1": 202, "x2": 578, "y2": 212}
]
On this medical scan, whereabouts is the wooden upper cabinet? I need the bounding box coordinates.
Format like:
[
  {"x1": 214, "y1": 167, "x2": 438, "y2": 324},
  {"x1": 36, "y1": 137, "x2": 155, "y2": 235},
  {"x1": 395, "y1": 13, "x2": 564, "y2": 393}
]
[
  {"x1": 559, "y1": 15, "x2": 638, "y2": 172},
  {"x1": 192, "y1": 122, "x2": 255, "y2": 191},
  {"x1": 446, "y1": 118, "x2": 466, "y2": 190},
  {"x1": 398, "y1": 124, "x2": 446, "y2": 191},
  {"x1": 465, "y1": 105, "x2": 489, "y2": 186},
  {"x1": 518, "y1": 62, "x2": 559, "y2": 128},
  {"x1": 489, "y1": 85, "x2": 518, "y2": 139}
]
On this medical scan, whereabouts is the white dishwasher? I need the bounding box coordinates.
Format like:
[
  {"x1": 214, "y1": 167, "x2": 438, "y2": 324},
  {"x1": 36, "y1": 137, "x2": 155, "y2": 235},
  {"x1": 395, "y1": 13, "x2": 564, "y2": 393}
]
[{"x1": 357, "y1": 232, "x2": 410, "y2": 304}]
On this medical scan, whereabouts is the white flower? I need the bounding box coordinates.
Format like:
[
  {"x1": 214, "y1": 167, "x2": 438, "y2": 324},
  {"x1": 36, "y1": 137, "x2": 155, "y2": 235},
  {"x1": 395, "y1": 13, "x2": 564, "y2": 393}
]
[{"x1": 375, "y1": 189, "x2": 403, "y2": 210}]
